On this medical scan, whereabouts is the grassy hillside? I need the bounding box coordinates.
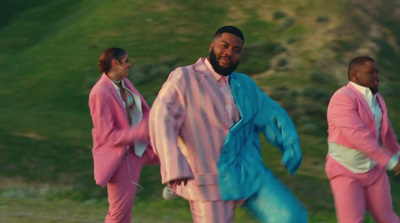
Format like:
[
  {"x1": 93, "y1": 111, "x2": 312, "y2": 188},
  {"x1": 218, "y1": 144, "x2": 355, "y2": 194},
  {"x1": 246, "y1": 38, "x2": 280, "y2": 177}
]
[{"x1": 1, "y1": 0, "x2": 400, "y2": 222}]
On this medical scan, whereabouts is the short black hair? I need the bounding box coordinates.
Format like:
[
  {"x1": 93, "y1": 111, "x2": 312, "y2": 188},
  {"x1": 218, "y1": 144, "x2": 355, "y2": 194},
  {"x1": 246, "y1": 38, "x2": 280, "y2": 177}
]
[
  {"x1": 348, "y1": 56, "x2": 375, "y2": 79},
  {"x1": 214, "y1": 26, "x2": 244, "y2": 43}
]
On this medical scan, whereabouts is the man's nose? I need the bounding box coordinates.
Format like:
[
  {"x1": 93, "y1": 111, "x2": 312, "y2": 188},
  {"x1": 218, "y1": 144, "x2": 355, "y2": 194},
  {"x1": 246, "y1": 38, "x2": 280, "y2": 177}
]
[{"x1": 224, "y1": 48, "x2": 233, "y2": 56}]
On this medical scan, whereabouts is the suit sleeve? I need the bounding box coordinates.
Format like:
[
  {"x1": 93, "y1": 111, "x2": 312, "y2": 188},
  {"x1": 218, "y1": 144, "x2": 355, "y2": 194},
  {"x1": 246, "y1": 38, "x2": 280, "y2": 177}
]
[
  {"x1": 327, "y1": 92, "x2": 392, "y2": 168},
  {"x1": 253, "y1": 85, "x2": 302, "y2": 175},
  {"x1": 149, "y1": 70, "x2": 194, "y2": 184},
  {"x1": 383, "y1": 121, "x2": 400, "y2": 154},
  {"x1": 89, "y1": 92, "x2": 148, "y2": 147}
]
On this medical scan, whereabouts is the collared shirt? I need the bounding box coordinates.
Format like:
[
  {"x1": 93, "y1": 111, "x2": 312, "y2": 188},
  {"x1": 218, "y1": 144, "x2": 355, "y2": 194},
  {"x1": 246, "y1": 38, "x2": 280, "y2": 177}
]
[
  {"x1": 110, "y1": 78, "x2": 147, "y2": 157},
  {"x1": 328, "y1": 81, "x2": 398, "y2": 172},
  {"x1": 350, "y1": 82, "x2": 382, "y2": 140},
  {"x1": 204, "y1": 58, "x2": 240, "y2": 127}
]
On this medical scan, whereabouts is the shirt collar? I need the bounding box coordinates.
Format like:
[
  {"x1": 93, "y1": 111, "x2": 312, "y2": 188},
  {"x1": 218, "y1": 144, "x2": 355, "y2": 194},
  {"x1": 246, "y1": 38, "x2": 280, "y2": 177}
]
[
  {"x1": 204, "y1": 58, "x2": 229, "y2": 82},
  {"x1": 350, "y1": 81, "x2": 376, "y2": 100},
  {"x1": 109, "y1": 78, "x2": 126, "y2": 90}
]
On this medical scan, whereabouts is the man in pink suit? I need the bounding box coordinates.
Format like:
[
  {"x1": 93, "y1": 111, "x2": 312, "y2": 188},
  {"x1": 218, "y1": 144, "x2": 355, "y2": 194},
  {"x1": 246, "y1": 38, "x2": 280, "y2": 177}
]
[
  {"x1": 326, "y1": 56, "x2": 400, "y2": 223},
  {"x1": 89, "y1": 47, "x2": 159, "y2": 223},
  {"x1": 150, "y1": 26, "x2": 306, "y2": 222}
]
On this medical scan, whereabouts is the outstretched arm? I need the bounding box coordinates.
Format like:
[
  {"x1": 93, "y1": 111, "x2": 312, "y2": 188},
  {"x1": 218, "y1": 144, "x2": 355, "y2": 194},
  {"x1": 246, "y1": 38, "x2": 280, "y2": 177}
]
[{"x1": 254, "y1": 87, "x2": 302, "y2": 176}]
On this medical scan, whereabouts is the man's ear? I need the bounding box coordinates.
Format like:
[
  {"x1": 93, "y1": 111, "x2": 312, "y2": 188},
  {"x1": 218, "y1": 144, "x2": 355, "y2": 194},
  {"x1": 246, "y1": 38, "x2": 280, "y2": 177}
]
[
  {"x1": 349, "y1": 69, "x2": 356, "y2": 81},
  {"x1": 209, "y1": 42, "x2": 214, "y2": 53},
  {"x1": 354, "y1": 70, "x2": 358, "y2": 79}
]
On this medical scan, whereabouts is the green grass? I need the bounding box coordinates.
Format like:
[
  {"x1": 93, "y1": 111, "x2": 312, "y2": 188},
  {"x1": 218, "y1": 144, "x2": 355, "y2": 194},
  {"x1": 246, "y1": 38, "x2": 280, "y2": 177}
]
[{"x1": 2, "y1": 0, "x2": 400, "y2": 222}]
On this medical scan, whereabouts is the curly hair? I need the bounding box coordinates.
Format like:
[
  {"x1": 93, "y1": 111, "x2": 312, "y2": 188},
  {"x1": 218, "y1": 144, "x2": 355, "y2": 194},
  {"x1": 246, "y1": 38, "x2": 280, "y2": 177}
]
[{"x1": 98, "y1": 47, "x2": 126, "y2": 73}]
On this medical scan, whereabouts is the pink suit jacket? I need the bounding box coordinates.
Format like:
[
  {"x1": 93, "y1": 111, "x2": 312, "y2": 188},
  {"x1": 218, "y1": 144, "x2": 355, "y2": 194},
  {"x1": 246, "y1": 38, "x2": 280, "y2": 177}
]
[
  {"x1": 149, "y1": 58, "x2": 234, "y2": 201},
  {"x1": 326, "y1": 82, "x2": 400, "y2": 173},
  {"x1": 89, "y1": 73, "x2": 154, "y2": 187}
]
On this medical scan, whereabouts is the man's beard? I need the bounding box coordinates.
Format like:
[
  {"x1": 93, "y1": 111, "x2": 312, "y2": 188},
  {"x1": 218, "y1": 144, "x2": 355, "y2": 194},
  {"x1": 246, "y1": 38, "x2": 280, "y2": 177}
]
[
  {"x1": 370, "y1": 87, "x2": 378, "y2": 94},
  {"x1": 209, "y1": 49, "x2": 239, "y2": 76}
]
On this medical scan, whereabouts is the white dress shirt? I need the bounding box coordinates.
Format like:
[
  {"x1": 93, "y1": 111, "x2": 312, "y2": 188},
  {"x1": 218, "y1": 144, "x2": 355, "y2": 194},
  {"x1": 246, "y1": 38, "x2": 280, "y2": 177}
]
[{"x1": 110, "y1": 78, "x2": 147, "y2": 157}]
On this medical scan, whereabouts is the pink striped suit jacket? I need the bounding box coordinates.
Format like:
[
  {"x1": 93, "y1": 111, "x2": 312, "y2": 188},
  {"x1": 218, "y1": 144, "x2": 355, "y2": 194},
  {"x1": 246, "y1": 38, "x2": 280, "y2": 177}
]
[
  {"x1": 89, "y1": 73, "x2": 155, "y2": 187},
  {"x1": 149, "y1": 58, "x2": 235, "y2": 201},
  {"x1": 326, "y1": 82, "x2": 400, "y2": 173}
]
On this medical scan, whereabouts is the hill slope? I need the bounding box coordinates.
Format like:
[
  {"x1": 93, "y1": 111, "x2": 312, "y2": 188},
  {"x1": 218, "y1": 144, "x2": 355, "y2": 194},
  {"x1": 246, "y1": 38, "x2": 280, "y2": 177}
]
[{"x1": 1, "y1": 0, "x2": 400, "y2": 222}]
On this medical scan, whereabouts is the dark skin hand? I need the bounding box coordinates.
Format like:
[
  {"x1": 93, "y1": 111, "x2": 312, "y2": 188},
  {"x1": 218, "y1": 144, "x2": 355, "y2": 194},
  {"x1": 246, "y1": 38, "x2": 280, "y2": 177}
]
[
  {"x1": 169, "y1": 178, "x2": 189, "y2": 186},
  {"x1": 393, "y1": 161, "x2": 400, "y2": 176}
]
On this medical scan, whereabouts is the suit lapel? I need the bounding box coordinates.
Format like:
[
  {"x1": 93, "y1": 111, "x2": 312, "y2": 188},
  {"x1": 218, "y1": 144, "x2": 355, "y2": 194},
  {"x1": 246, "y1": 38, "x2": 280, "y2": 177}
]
[
  {"x1": 230, "y1": 73, "x2": 243, "y2": 116},
  {"x1": 100, "y1": 74, "x2": 128, "y2": 119},
  {"x1": 123, "y1": 77, "x2": 150, "y2": 115},
  {"x1": 193, "y1": 59, "x2": 230, "y2": 129},
  {"x1": 229, "y1": 73, "x2": 252, "y2": 133},
  {"x1": 347, "y1": 83, "x2": 374, "y2": 123},
  {"x1": 377, "y1": 93, "x2": 389, "y2": 137}
]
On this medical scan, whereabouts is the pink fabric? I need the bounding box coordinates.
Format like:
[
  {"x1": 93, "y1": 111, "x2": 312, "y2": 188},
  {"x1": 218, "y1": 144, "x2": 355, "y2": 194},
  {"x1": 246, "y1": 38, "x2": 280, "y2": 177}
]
[
  {"x1": 105, "y1": 151, "x2": 157, "y2": 223},
  {"x1": 326, "y1": 82, "x2": 400, "y2": 222},
  {"x1": 219, "y1": 76, "x2": 240, "y2": 126},
  {"x1": 206, "y1": 59, "x2": 240, "y2": 125},
  {"x1": 89, "y1": 73, "x2": 156, "y2": 187},
  {"x1": 89, "y1": 73, "x2": 159, "y2": 222},
  {"x1": 327, "y1": 82, "x2": 399, "y2": 169},
  {"x1": 189, "y1": 200, "x2": 239, "y2": 223},
  {"x1": 326, "y1": 156, "x2": 399, "y2": 223},
  {"x1": 149, "y1": 58, "x2": 236, "y2": 201}
]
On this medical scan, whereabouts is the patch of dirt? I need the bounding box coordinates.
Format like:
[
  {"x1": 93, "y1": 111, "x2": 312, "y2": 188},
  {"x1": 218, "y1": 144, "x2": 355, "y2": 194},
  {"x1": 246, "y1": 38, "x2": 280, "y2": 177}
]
[{"x1": 12, "y1": 132, "x2": 47, "y2": 140}]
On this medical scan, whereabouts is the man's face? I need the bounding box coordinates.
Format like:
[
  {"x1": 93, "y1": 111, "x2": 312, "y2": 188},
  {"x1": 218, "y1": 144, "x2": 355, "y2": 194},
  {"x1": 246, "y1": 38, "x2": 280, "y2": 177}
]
[
  {"x1": 208, "y1": 33, "x2": 243, "y2": 76},
  {"x1": 354, "y1": 61, "x2": 379, "y2": 93}
]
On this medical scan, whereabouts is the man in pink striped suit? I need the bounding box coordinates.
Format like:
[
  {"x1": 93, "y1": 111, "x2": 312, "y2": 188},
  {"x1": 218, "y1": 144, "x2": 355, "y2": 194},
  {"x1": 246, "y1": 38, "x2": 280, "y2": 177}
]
[
  {"x1": 326, "y1": 56, "x2": 400, "y2": 222},
  {"x1": 150, "y1": 26, "x2": 307, "y2": 222}
]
